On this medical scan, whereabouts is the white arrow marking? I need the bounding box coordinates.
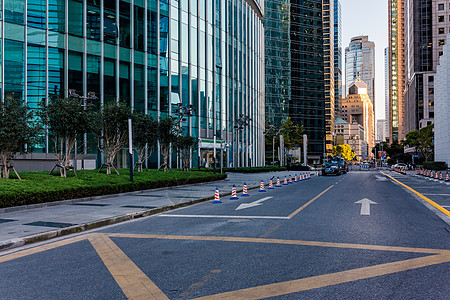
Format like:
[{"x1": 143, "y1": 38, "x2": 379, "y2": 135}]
[
  {"x1": 354, "y1": 198, "x2": 377, "y2": 215},
  {"x1": 236, "y1": 197, "x2": 273, "y2": 210}
]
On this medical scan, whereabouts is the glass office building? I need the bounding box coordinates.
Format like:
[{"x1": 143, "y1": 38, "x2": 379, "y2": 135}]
[{"x1": 1, "y1": 0, "x2": 265, "y2": 169}]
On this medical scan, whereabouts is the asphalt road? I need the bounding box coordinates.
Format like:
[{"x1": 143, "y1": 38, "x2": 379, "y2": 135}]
[{"x1": 1, "y1": 171, "x2": 449, "y2": 299}]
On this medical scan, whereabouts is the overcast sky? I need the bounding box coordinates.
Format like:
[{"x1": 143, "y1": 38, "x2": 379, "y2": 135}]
[{"x1": 340, "y1": 0, "x2": 388, "y2": 121}]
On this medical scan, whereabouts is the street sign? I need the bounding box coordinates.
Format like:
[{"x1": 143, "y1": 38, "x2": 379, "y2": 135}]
[
  {"x1": 413, "y1": 155, "x2": 420, "y2": 158},
  {"x1": 382, "y1": 155, "x2": 387, "y2": 160}
]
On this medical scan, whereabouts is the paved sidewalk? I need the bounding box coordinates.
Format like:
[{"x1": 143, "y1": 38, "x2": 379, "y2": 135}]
[{"x1": 0, "y1": 170, "x2": 313, "y2": 251}]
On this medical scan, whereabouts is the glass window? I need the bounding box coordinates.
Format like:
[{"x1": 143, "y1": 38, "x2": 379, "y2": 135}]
[
  {"x1": 104, "y1": 1, "x2": 118, "y2": 44},
  {"x1": 68, "y1": 0, "x2": 84, "y2": 36},
  {"x1": 48, "y1": 0, "x2": 65, "y2": 32},
  {"x1": 87, "y1": 54, "x2": 100, "y2": 96},
  {"x1": 181, "y1": 23, "x2": 188, "y2": 63},
  {"x1": 27, "y1": 0, "x2": 46, "y2": 29},
  {"x1": 27, "y1": 44, "x2": 46, "y2": 109},
  {"x1": 87, "y1": 1, "x2": 101, "y2": 40},
  {"x1": 439, "y1": 27, "x2": 445, "y2": 34},
  {"x1": 104, "y1": 58, "x2": 116, "y2": 104},
  {"x1": 438, "y1": 3, "x2": 444, "y2": 10},
  {"x1": 148, "y1": 10, "x2": 158, "y2": 55},
  {"x1": 119, "y1": 62, "x2": 130, "y2": 103},
  {"x1": 134, "y1": 64, "x2": 145, "y2": 111},
  {"x1": 5, "y1": 0, "x2": 24, "y2": 24},
  {"x1": 438, "y1": 15, "x2": 444, "y2": 22},
  {"x1": 134, "y1": 6, "x2": 145, "y2": 51},
  {"x1": 119, "y1": 2, "x2": 131, "y2": 47},
  {"x1": 68, "y1": 51, "x2": 83, "y2": 94},
  {"x1": 48, "y1": 47, "x2": 65, "y2": 98},
  {"x1": 4, "y1": 39, "x2": 24, "y2": 100}
]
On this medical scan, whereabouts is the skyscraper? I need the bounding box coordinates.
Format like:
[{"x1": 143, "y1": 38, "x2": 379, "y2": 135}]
[
  {"x1": 388, "y1": 0, "x2": 406, "y2": 142},
  {"x1": 334, "y1": 0, "x2": 343, "y2": 118},
  {"x1": 265, "y1": 0, "x2": 336, "y2": 163},
  {"x1": 345, "y1": 36, "x2": 375, "y2": 109},
  {"x1": 385, "y1": 47, "x2": 390, "y2": 142}
]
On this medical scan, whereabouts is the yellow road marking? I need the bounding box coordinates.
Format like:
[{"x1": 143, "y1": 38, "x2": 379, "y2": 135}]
[
  {"x1": 192, "y1": 254, "x2": 450, "y2": 300},
  {"x1": 0, "y1": 234, "x2": 91, "y2": 264},
  {"x1": 105, "y1": 233, "x2": 450, "y2": 255},
  {"x1": 381, "y1": 171, "x2": 450, "y2": 217},
  {"x1": 260, "y1": 224, "x2": 282, "y2": 238},
  {"x1": 88, "y1": 234, "x2": 169, "y2": 300},
  {"x1": 287, "y1": 185, "x2": 334, "y2": 218}
]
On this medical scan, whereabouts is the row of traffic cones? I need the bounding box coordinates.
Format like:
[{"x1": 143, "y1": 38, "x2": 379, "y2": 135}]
[
  {"x1": 417, "y1": 168, "x2": 450, "y2": 182},
  {"x1": 213, "y1": 173, "x2": 311, "y2": 203}
]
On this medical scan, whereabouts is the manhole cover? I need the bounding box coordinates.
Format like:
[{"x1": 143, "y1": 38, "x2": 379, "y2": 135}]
[{"x1": 227, "y1": 219, "x2": 252, "y2": 223}]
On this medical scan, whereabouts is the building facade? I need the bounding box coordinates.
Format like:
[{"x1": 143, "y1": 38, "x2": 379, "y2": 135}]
[
  {"x1": 435, "y1": 33, "x2": 450, "y2": 166},
  {"x1": 334, "y1": 117, "x2": 367, "y2": 160},
  {"x1": 340, "y1": 79, "x2": 375, "y2": 157},
  {"x1": 388, "y1": 0, "x2": 406, "y2": 143},
  {"x1": 344, "y1": 36, "x2": 375, "y2": 109},
  {"x1": 384, "y1": 47, "x2": 390, "y2": 141},
  {"x1": 1, "y1": 0, "x2": 265, "y2": 169},
  {"x1": 376, "y1": 119, "x2": 387, "y2": 143},
  {"x1": 264, "y1": 0, "x2": 290, "y2": 126}
]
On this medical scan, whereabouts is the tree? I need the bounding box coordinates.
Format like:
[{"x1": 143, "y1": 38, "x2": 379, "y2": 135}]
[
  {"x1": 157, "y1": 116, "x2": 178, "y2": 172},
  {"x1": 280, "y1": 117, "x2": 304, "y2": 151},
  {"x1": 39, "y1": 97, "x2": 94, "y2": 177},
  {"x1": 0, "y1": 99, "x2": 40, "y2": 179},
  {"x1": 93, "y1": 102, "x2": 131, "y2": 174},
  {"x1": 132, "y1": 112, "x2": 158, "y2": 172},
  {"x1": 416, "y1": 124, "x2": 434, "y2": 161},
  {"x1": 332, "y1": 144, "x2": 355, "y2": 161},
  {"x1": 175, "y1": 135, "x2": 197, "y2": 172}
]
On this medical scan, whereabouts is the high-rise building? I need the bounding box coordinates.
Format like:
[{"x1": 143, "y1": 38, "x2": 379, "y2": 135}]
[
  {"x1": 2, "y1": 0, "x2": 266, "y2": 169},
  {"x1": 265, "y1": 0, "x2": 336, "y2": 163},
  {"x1": 341, "y1": 79, "x2": 375, "y2": 157},
  {"x1": 385, "y1": 47, "x2": 391, "y2": 141},
  {"x1": 265, "y1": 0, "x2": 291, "y2": 126},
  {"x1": 345, "y1": 36, "x2": 375, "y2": 109},
  {"x1": 334, "y1": 0, "x2": 343, "y2": 118},
  {"x1": 388, "y1": 0, "x2": 406, "y2": 143},
  {"x1": 376, "y1": 119, "x2": 387, "y2": 143},
  {"x1": 435, "y1": 33, "x2": 450, "y2": 166}
]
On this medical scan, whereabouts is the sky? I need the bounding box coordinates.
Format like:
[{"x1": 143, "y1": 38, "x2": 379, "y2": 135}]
[{"x1": 340, "y1": 0, "x2": 388, "y2": 121}]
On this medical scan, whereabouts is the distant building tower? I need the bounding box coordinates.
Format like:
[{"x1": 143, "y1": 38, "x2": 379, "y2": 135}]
[
  {"x1": 334, "y1": 0, "x2": 343, "y2": 118},
  {"x1": 345, "y1": 36, "x2": 375, "y2": 110},
  {"x1": 341, "y1": 79, "x2": 375, "y2": 158},
  {"x1": 385, "y1": 47, "x2": 390, "y2": 142},
  {"x1": 388, "y1": 0, "x2": 406, "y2": 142}
]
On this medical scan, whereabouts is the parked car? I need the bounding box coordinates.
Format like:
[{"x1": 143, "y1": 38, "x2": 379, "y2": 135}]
[
  {"x1": 322, "y1": 161, "x2": 341, "y2": 176},
  {"x1": 392, "y1": 163, "x2": 407, "y2": 168},
  {"x1": 332, "y1": 157, "x2": 348, "y2": 174}
]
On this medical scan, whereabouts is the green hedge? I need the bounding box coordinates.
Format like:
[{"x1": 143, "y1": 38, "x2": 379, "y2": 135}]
[
  {"x1": 0, "y1": 169, "x2": 226, "y2": 208},
  {"x1": 223, "y1": 166, "x2": 287, "y2": 173},
  {"x1": 423, "y1": 161, "x2": 448, "y2": 170}
]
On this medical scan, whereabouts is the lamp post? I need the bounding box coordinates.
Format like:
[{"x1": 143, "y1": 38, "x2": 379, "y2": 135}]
[
  {"x1": 233, "y1": 114, "x2": 251, "y2": 168},
  {"x1": 68, "y1": 89, "x2": 98, "y2": 170},
  {"x1": 173, "y1": 103, "x2": 195, "y2": 169}
]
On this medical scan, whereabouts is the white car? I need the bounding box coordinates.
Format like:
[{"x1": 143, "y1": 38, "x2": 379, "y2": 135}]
[{"x1": 392, "y1": 163, "x2": 407, "y2": 168}]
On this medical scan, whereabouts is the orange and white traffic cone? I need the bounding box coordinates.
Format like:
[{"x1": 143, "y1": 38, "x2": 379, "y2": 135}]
[
  {"x1": 288, "y1": 175, "x2": 293, "y2": 184},
  {"x1": 294, "y1": 174, "x2": 298, "y2": 182},
  {"x1": 446, "y1": 173, "x2": 449, "y2": 181},
  {"x1": 276, "y1": 177, "x2": 282, "y2": 187},
  {"x1": 213, "y1": 187, "x2": 221, "y2": 203},
  {"x1": 242, "y1": 182, "x2": 250, "y2": 196},
  {"x1": 435, "y1": 172, "x2": 439, "y2": 180},
  {"x1": 230, "y1": 184, "x2": 239, "y2": 200},
  {"x1": 283, "y1": 176, "x2": 288, "y2": 185},
  {"x1": 268, "y1": 179, "x2": 274, "y2": 189},
  {"x1": 440, "y1": 172, "x2": 443, "y2": 181},
  {"x1": 259, "y1": 180, "x2": 266, "y2": 192}
]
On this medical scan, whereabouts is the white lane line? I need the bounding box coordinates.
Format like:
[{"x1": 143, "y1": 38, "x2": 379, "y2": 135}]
[
  {"x1": 442, "y1": 206, "x2": 450, "y2": 208},
  {"x1": 159, "y1": 214, "x2": 291, "y2": 220}
]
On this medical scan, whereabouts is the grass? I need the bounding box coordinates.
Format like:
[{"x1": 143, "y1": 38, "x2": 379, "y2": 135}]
[{"x1": 0, "y1": 169, "x2": 226, "y2": 208}]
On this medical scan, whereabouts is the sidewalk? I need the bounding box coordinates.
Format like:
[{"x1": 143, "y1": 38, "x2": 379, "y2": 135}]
[{"x1": 0, "y1": 170, "x2": 311, "y2": 252}]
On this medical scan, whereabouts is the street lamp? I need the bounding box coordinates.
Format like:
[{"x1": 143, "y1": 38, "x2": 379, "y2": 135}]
[
  {"x1": 173, "y1": 103, "x2": 195, "y2": 169},
  {"x1": 68, "y1": 89, "x2": 98, "y2": 170},
  {"x1": 233, "y1": 114, "x2": 251, "y2": 168}
]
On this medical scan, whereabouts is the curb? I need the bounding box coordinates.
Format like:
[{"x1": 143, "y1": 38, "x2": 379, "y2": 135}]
[{"x1": 0, "y1": 184, "x2": 261, "y2": 252}]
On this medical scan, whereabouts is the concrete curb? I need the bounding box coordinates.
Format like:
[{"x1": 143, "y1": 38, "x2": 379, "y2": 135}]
[{"x1": 0, "y1": 184, "x2": 261, "y2": 252}]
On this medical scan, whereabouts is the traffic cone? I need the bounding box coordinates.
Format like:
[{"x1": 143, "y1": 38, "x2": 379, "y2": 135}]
[
  {"x1": 268, "y1": 179, "x2": 274, "y2": 189},
  {"x1": 213, "y1": 187, "x2": 221, "y2": 203},
  {"x1": 435, "y1": 172, "x2": 439, "y2": 180},
  {"x1": 283, "y1": 176, "x2": 288, "y2": 185},
  {"x1": 308, "y1": 173, "x2": 311, "y2": 179},
  {"x1": 242, "y1": 182, "x2": 250, "y2": 196},
  {"x1": 446, "y1": 173, "x2": 449, "y2": 181},
  {"x1": 288, "y1": 175, "x2": 293, "y2": 184},
  {"x1": 230, "y1": 185, "x2": 239, "y2": 200},
  {"x1": 259, "y1": 180, "x2": 266, "y2": 192},
  {"x1": 440, "y1": 172, "x2": 443, "y2": 181},
  {"x1": 294, "y1": 174, "x2": 298, "y2": 182},
  {"x1": 276, "y1": 177, "x2": 282, "y2": 187}
]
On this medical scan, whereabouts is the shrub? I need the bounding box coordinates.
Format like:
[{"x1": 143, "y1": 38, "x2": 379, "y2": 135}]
[{"x1": 423, "y1": 161, "x2": 448, "y2": 170}]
